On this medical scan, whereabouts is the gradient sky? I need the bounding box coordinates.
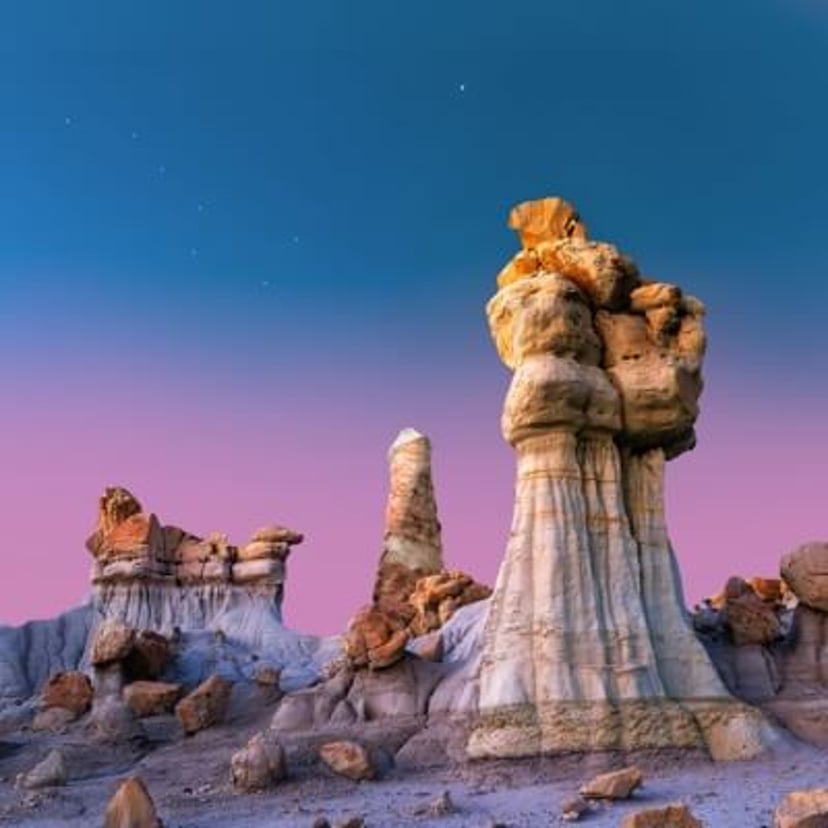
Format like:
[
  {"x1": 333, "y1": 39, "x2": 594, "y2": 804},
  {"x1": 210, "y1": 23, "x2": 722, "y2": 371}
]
[{"x1": 1, "y1": 2, "x2": 827, "y2": 635}]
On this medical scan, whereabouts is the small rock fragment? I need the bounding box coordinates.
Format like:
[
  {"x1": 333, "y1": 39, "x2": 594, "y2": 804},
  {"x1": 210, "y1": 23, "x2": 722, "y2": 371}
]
[
  {"x1": 562, "y1": 797, "x2": 590, "y2": 821},
  {"x1": 104, "y1": 776, "x2": 162, "y2": 828},
  {"x1": 91, "y1": 620, "x2": 136, "y2": 666},
  {"x1": 123, "y1": 681, "x2": 182, "y2": 717},
  {"x1": 319, "y1": 740, "x2": 376, "y2": 781},
  {"x1": 620, "y1": 802, "x2": 702, "y2": 827},
  {"x1": 230, "y1": 731, "x2": 286, "y2": 791},
  {"x1": 412, "y1": 790, "x2": 455, "y2": 817},
  {"x1": 580, "y1": 766, "x2": 643, "y2": 800}
]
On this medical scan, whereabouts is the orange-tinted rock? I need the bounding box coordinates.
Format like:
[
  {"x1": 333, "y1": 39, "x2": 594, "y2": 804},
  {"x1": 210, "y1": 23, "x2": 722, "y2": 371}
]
[
  {"x1": 580, "y1": 766, "x2": 643, "y2": 800},
  {"x1": 230, "y1": 731, "x2": 286, "y2": 791},
  {"x1": 496, "y1": 248, "x2": 540, "y2": 289},
  {"x1": 175, "y1": 675, "x2": 232, "y2": 734},
  {"x1": 747, "y1": 577, "x2": 786, "y2": 604},
  {"x1": 102, "y1": 513, "x2": 163, "y2": 560},
  {"x1": 723, "y1": 576, "x2": 782, "y2": 646},
  {"x1": 86, "y1": 487, "x2": 143, "y2": 557},
  {"x1": 372, "y1": 562, "x2": 421, "y2": 624},
  {"x1": 344, "y1": 607, "x2": 409, "y2": 670},
  {"x1": 408, "y1": 571, "x2": 492, "y2": 636},
  {"x1": 773, "y1": 788, "x2": 828, "y2": 828},
  {"x1": 319, "y1": 740, "x2": 375, "y2": 781},
  {"x1": 781, "y1": 542, "x2": 828, "y2": 612},
  {"x1": 508, "y1": 197, "x2": 587, "y2": 248},
  {"x1": 535, "y1": 238, "x2": 639, "y2": 309},
  {"x1": 103, "y1": 776, "x2": 162, "y2": 828},
  {"x1": 620, "y1": 803, "x2": 702, "y2": 828},
  {"x1": 41, "y1": 671, "x2": 93, "y2": 717},
  {"x1": 91, "y1": 620, "x2": 136, "y2": 666},
  {"x1": 123, "y1": 681, "x2": 182, "y2": 717}
]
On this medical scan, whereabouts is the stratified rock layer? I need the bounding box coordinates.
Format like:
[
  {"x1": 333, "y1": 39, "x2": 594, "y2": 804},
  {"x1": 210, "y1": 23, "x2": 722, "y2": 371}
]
[
  {"x1": 469, "y1": 196, "x2": 771, "y2": 759},
  {"x1": 344, "y1": 429, "x2": 490, "y2": 670}
]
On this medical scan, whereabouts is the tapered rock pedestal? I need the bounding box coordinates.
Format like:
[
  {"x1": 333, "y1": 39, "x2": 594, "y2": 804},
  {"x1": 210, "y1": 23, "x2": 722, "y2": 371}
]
[{"x1": 468, "y1": 197, "x2": 773, "y2": 759}]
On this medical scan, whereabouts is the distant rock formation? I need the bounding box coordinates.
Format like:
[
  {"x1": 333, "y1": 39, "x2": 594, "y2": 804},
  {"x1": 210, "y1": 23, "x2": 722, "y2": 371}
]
[
  {"x1": 469, "y1": 196, "x2": 772, "y2": 759},
  {"x1": 694, "y1": 543, "x2": 828, "y2": 747},
  {"x1": 88, "y1": 486, "x2": 301, "y2": 629},
  {"x1": 344, "y1": 429, "x2": 490, "y2": 670},
  {"x1": 0, "y1": 489, "x2": 337, "y2": 704}
]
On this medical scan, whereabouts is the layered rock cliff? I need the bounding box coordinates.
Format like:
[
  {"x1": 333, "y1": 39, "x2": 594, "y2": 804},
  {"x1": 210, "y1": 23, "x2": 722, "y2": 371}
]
[{"x1": 468, "y1": 196, "x2": 772, "y2": 759}]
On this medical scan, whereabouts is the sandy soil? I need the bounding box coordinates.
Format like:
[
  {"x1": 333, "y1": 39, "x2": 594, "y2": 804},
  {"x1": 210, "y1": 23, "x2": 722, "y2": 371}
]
[{"x1": 1, "y1": 705, "x2": 825, "y2": 827}]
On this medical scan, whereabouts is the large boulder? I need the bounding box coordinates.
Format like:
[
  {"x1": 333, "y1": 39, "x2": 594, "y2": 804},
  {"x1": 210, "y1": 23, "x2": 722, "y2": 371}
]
[
  {"x1": 91, "y1": 620, "x2": 135, "y2": 666},
  {"x1": 175, "y1": 674, "x2": 232, "y2": 734},
  {"x1": 781, "y1": 543, "x2": 828, "y2": 612},
  {"x1": 41, "y1": 670, "x2": 93, "y2": 717},
  {"x1": 723, "y1": 576, "x2": 782, "y2": 646},
  {"x1": 123, "y1": 681, "x2": 182, "y2": 717}
]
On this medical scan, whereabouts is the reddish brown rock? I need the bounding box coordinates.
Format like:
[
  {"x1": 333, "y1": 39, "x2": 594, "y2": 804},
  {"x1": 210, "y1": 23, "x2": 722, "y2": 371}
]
[
  {"x1": 104, "y1": 776, "x2": 162, "y2": 828},
  {"x1": 580, "y1": 766, "x2": 644, "y2": 800},
  {"x1": 723, "y1": 576, "x2": 782, "y2": 646},
  {"x1": 175, "y1": 675, "x2": 232, "y2": 734},
  {"x1": 41, "y1": 671, "x2": 93, "y2": 717},
  {"x1": 86, "y1": 487, "x2": 143, "y2": 556},
  {"x1": 773, "y1": 789, "x2": 828, "y2": 828},
  {"x1": 408, "y1": 570, "x2": 492, "y2": 636},
  {"x1": 782, "y1": 542, "x2": 828, "y2": 612},
  {"x1": 254, "y1": 666, "x2": 282, "y2": 687},
  {"x1": 620, "y1": 803, "x2": 702, "y2": 828},
  {"x1": 230, "y1": 731, "x2": 287, "y2": 791},
  {"x1": 344, "y1": 607, "x2": 409, "y2": 670},
  {"x1": 123, "y1": 681, "x2": 182, "y2": 717},
  {"x1": 91, "y1": 620, "x2": 136, "y2": 666},
  {"x1": 318, "y1": 740, "x2": 375, "y2": 781}
]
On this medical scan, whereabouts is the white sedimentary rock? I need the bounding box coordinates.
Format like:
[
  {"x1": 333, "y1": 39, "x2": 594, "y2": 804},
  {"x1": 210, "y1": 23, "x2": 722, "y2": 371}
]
[{"x1": 468, "y1": 196, "x2": 773, "y2": 759}]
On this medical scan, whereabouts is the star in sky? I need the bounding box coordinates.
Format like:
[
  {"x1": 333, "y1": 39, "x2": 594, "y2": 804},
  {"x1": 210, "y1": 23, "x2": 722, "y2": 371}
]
[
  {"x1": 131, "y1": 131, "x2": 140, "y2": 140},
  {"x1": 64, "y1": 116, "x2": 72, "y2": 126},
  {"x1": 189, "y1": 247, "x2": 198, "y2": 258},
  {"x1": 458, "y1": 83, "x2": 466, "y2": 93}
]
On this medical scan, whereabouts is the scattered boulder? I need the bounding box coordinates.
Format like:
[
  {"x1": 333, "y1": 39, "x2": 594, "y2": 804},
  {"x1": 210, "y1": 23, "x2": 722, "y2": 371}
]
[
  {"x1": 104, "y1": 776, "x2": 162, "y2": 828},
  {"x1": 408, "y1": 571, "x2": 492, "y2": 636},
  {"x1": 319, "y1": 740, "x2": 376, "y2": 781},
  {"x1": 17, "y1": 749, "x2": 67, "y2": 789},
  {"x1": 344, "y1": 607, "x2": 409, "y2": 670},
  {"x1": 580, "y1": 766, "x2": 643, "y2": 800},
  {"x1": 230, "y1": 731, "x2": 287, "y2": 791},
  {"x1": 41, "y1": 670, "x2": 93, "y2": 717},
  {"x1": 412, "y1": 790, "x2": 455, "y2": 817},
  {"x1": 773, "y1": 788, "x2": 828, "y2": 828},
  {"x1": 620, "y1": 803, "x2": 702, "y2": 827},
  {"x1": 175, "y1": 674, "x2": 232, "y2": 734},
  {"x1": 781, "y1": 543, "x2": 828, "y2": 612},
  {"x1": 92, "y1": 620, "x2": 136, "y2": 666},
  {"x1": 250, "y1": 524, "x2": 304, "y2": 546},
  {"x1": 123, "y1": 681, "x2": 182, "y2": 717}
]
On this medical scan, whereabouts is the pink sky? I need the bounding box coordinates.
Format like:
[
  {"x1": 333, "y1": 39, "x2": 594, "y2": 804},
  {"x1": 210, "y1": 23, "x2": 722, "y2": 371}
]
[{"x1": 2, "y1": 358, "x2": 825, "y2": 636}]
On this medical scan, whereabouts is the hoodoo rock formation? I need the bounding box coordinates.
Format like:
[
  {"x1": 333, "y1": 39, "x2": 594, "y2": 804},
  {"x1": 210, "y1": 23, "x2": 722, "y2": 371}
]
[
  {"x1": 344, "y1": 428, "x2": 490, "y2": 670},
  {"x1": 468, "y1": 196, "x2": 773, "y2": 758}
]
